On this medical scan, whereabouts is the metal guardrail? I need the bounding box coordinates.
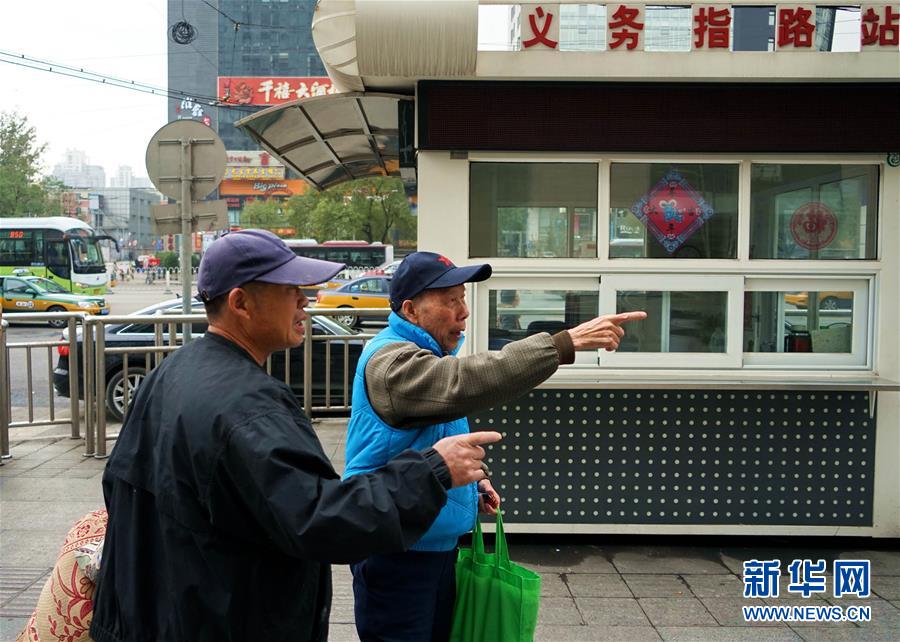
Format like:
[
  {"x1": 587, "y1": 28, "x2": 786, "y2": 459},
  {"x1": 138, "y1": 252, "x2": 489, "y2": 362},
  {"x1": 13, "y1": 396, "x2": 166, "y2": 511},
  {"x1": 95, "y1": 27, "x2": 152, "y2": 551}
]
[{"x1": 0, "y1": 307, "x2": 389, "y2": 459}]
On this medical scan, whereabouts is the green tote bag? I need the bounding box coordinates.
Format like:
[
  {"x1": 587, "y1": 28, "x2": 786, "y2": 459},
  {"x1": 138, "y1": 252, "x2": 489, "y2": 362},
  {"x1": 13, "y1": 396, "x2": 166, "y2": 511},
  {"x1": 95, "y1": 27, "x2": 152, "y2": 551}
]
[{"x1": 449, "y1": 510, "x2": 541, "y2": 642}]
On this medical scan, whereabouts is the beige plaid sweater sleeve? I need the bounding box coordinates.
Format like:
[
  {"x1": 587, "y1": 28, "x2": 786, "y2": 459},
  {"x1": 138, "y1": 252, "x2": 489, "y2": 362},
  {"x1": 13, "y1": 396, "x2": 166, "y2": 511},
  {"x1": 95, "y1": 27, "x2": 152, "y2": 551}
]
[{"x1": 364, "y1": 332, "x2": 575, "y2": 429}]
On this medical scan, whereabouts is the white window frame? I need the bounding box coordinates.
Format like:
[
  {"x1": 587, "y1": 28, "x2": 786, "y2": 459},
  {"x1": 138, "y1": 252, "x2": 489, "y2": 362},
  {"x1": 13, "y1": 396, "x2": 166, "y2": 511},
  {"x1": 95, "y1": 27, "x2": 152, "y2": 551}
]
[
  {"x1": 743, "y1": 276, "x2": 872, "y2": 369},
  {"x1": 472, "y1": 275, "x2": 600, "y2": 366},
  {"x1": 598, "y1": 274, "x2": 744, "y2": 369}
]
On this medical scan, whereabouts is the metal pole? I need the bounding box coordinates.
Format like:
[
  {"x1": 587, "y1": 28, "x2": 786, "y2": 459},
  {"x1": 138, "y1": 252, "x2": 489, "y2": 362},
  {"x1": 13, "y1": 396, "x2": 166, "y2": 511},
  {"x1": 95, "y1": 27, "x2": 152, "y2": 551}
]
[
  {"x1": 0, "y1": 319, "x2": 11, "y2": 460},
  {"x1": 181, "y1": 137, "x2": 193, "y2": 343},
  {"x1": 94, "y1": 322, "x2": 108, "y2": 458},
  {"x1": 68, "y1": 316, "x2": 81, "y2": 439},
  {"x1": 83, "y1": 318, "x2": 95, "y2": 456}
]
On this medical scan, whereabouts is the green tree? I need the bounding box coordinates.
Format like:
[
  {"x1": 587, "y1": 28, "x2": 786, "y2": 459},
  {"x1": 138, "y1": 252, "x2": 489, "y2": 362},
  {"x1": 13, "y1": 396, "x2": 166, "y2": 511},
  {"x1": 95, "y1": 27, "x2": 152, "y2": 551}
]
[
  {"x1": 282, "y1": 177, "x2": 415, "y2": 244},
  {"x1": 0, "y1": 111, "x2": 55, "y2": 216}
]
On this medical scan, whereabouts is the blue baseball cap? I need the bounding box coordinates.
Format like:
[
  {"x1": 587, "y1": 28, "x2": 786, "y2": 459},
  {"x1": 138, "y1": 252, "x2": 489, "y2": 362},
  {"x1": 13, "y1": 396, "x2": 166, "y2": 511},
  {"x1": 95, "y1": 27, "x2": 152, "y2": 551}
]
[
  {"x1": 197, "y1": 229, "x2": 344, "y2": 301},
  {"x1": 390, "y1": 252, "x2": 492, "y2": 312}
]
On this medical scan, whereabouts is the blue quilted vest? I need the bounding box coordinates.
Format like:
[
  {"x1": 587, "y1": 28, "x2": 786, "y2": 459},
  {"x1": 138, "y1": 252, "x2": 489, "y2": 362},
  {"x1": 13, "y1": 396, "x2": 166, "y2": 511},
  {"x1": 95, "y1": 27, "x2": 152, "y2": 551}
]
[{"x1": 343, "y1": 312, "x2": 477, "y2": 552}]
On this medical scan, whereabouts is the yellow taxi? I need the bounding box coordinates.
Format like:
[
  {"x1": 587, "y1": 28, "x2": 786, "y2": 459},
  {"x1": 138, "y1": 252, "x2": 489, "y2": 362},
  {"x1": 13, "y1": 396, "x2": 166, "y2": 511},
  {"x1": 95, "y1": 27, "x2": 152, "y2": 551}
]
[
  {"x1": 1, "y1": 274, "x2": 108, "y2": 328},
  {"x1": 314, "y1": 275, "x2": 391, "y2": 327},
  {"x1": 783, "y1": 291, "x2": 852, "y2": 311}
]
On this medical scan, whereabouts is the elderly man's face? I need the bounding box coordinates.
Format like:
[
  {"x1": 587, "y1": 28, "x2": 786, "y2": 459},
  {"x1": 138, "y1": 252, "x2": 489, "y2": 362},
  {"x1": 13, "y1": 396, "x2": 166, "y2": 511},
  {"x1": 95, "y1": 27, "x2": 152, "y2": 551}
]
[
  {"x1": 243, "y1": 282, "x2": 310, "y2": 353},
  {"x1": 405, "y1": 285, "x2": 469, "y2": 353}
]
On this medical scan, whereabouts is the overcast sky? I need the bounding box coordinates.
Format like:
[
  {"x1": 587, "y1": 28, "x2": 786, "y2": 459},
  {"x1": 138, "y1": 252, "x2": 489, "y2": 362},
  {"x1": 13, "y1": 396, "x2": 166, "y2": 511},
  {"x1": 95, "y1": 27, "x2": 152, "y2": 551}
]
[{"x1": 0, "y1": 1, "x2": 168, "y2": 181}]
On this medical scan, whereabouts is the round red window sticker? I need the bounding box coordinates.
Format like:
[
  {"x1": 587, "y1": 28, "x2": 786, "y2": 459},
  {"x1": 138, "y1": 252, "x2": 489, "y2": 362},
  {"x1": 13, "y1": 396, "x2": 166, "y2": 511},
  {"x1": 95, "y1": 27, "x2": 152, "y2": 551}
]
[{"x1": 790, "y1": 202, "x2": 838, "y2": 250}]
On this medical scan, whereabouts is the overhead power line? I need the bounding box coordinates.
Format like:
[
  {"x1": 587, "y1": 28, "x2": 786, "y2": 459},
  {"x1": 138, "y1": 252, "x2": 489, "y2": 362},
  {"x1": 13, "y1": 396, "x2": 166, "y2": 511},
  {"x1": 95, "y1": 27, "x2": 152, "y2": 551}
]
[{"x1": 0, "y1": 50, "x2": 257, "y2": 114}]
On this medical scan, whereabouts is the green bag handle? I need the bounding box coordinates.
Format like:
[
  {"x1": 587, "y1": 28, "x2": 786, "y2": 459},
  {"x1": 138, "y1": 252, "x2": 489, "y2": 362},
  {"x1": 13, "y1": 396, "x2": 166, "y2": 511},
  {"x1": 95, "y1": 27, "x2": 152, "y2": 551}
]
[{"x1": 470, "y1": 510, "x2": 511, "y2": 569}]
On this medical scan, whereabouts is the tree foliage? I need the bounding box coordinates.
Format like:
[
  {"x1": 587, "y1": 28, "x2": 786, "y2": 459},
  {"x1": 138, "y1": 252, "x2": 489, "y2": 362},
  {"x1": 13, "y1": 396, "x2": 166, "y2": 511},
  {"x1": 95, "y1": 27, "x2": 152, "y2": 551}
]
[
  {"x1": 239, "y1": 177, "x2": 415, "y2": 245},
  {"x1": 0, "y1": 111, "x2": 57, "y2": 216}
]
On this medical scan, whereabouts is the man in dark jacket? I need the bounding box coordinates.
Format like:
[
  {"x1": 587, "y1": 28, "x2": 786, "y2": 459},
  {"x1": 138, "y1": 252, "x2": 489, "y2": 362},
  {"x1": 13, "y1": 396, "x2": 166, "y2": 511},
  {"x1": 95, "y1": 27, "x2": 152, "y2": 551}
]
[{"x1": 89, "y1": 230, "x2": 500, "y2": 642}]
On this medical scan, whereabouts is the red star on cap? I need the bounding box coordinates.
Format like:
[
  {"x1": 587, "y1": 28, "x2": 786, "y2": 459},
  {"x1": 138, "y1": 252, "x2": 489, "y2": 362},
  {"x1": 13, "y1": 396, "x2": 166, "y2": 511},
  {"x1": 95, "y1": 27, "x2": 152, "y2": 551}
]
[{"x1": 437, "y1": 255, "x2": 453, "y2": 266}]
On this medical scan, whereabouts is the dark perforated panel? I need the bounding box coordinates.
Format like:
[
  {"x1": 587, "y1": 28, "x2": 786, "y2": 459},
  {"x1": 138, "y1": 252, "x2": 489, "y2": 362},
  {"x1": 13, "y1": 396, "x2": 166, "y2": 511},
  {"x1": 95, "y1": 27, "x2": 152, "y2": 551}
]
[
  {"x1": 417, "y1": 81, "x2": 900, "y2": 153},
  {"x1": 470, "y1": 389, "x2": 875, "y2": 526}
]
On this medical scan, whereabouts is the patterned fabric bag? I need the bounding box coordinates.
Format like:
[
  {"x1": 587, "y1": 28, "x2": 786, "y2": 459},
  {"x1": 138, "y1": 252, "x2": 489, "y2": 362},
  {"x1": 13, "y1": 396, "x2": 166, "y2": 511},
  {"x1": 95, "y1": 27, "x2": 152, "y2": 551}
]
[{"x1": 16, "y1": 509, "x2": 108, "y2": 642}]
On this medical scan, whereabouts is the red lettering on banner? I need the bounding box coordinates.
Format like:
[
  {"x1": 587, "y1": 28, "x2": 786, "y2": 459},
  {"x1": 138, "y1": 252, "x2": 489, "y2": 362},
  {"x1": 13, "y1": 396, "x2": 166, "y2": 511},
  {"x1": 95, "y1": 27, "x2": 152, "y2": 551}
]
[
  {"x1": 609, "y1": 5, "x2": 644, "y2": 50},
  {"x1": 777, "y1": 7, "x2": 815, "y2": 48},
  {"x1": 694, "y1": 7, "x2": 731, "y2": 48},
  {"x1": 861, "y1": 6, "x2": 900, "y2": 46},
  {"x1": 523, "y1": 6, "x2": 558, "y2": 48}
]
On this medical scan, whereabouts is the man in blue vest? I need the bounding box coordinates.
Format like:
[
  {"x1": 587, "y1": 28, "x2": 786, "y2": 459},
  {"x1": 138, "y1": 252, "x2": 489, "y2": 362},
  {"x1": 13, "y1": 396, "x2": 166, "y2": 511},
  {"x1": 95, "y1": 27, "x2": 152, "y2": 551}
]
[{"x1": 344, "y1": 251, "x2": 646, "y2": 641}]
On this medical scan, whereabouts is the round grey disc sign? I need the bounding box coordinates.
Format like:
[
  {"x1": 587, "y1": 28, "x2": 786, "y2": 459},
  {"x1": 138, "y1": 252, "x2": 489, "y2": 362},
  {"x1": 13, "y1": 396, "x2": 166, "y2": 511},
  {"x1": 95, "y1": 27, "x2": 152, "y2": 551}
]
[{"x1": 145, "y1": 120, "x2": 226, "y2": 202}]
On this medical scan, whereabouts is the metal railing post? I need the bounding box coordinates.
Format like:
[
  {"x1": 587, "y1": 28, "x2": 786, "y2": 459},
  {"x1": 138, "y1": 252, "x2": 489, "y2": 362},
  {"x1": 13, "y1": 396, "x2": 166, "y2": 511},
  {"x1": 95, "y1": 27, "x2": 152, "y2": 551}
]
[
  {"x1": 0, "y1": 319, "x2": 10, "y2": 460},
  {"x1": 94, "y1": 320, "x2": 108, "y2": 458},
  {"x1": 67, "y1": 316, "x2": 81, "y2": 439},
  {"x1": 83, "y1": 318, "x2": 96, "y2": 456},
  {"x1": 303, "y1": 316, "x2": 313, "y2": 418}
]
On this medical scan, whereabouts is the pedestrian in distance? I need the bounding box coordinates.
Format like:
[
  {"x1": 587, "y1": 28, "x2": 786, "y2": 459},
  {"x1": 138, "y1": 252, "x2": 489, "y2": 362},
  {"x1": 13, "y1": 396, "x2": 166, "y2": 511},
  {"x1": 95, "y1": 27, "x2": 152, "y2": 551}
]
[
  {"x1": 89, "y1": 231, "x2": 501, "y2": 642},
  {"x1": 344, "y1": 251, "x2": 647, "y2": 642}
]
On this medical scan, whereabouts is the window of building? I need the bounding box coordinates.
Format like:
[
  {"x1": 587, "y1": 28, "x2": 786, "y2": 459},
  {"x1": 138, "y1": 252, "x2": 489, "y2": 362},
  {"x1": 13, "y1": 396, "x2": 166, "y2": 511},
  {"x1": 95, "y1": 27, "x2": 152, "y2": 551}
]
[
  {"x1": 599, "y1": 275, "x2": 743, "y2": 368},
  {"x1": 731, "y1": 6, "x2": 776, "y2": 51},
  {"x1": 749, "y1": 164, "x2": 878, "y2": 260},
  {"x1": 743, "y1": 277, "x2": 870, "y2": 367},
  {"x1": 609, "y1": 163, "x2": 739, "y2": 259},
  {"x1": 560, "y1": 4, "x2": 606, "y2": 51},
  {"x1": 477, "y1": 278, "x2": 599, "y2": 364},
  {"x1": 470, "y1": 163, "x2": 598, "y2": 258}
]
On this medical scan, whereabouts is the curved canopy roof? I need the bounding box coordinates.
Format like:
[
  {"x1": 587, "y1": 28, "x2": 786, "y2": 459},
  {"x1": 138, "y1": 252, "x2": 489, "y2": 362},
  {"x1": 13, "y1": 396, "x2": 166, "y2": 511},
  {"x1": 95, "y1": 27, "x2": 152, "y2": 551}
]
[{"x1": 235, "y1": 92, "x2": 412, "y2": 191}]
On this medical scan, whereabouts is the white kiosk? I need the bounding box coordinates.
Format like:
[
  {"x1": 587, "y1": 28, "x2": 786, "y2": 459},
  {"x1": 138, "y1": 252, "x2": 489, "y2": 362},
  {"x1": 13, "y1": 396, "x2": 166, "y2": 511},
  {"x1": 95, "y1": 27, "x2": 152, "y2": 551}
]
[{"x1": 237, "y1": 0, "x2": 900, "y2": 537}]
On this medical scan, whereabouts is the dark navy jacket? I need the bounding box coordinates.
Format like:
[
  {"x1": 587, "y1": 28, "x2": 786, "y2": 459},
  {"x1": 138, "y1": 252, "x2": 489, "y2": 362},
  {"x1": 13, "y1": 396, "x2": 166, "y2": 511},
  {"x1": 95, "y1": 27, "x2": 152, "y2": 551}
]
[{"x1": 90, "y1": 333, "x2": 448, "y2": 642}]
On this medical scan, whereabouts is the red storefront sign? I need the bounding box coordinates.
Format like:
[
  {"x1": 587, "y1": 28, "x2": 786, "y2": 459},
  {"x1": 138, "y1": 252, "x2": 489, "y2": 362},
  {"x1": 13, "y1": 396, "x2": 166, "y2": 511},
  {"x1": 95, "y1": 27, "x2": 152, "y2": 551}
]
[
  {"x1": 609, "y1": 5, "x2": 645, "y2": 50},
  {"x1": 693, "y1": 7, "x2": 731, "y2": 49},
  {"x1": 217, "y1": 77, "x2": 337, "y2": 106},
  {"x1": 630, "y1": 170, "x2": 715, "y2": 254}
]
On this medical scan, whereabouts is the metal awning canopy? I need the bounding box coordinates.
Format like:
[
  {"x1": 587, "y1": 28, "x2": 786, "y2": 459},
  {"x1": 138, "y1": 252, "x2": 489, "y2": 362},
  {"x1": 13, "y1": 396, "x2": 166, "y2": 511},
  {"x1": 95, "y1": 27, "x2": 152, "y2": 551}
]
[{"x1": 235, "y1": 92, "x2": 413, "y2": 191}]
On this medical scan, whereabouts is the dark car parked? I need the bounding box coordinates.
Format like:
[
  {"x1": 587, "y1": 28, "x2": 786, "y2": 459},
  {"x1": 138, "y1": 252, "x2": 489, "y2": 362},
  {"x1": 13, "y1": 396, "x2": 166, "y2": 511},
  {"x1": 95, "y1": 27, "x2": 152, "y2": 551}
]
[{"x1": 53, "y1": 298, "x2": 366, "y2": 420}]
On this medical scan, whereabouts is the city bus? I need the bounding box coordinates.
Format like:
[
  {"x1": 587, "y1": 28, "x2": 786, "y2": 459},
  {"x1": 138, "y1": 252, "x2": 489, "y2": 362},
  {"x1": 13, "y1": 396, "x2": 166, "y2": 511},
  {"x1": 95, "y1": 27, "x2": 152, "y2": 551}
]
[
  {"x1": 283, "y1": 240, "x2": 394, "y2": 271},
  {"x1": 0, "y1": 217, "x2": 114, "y2": 295}
]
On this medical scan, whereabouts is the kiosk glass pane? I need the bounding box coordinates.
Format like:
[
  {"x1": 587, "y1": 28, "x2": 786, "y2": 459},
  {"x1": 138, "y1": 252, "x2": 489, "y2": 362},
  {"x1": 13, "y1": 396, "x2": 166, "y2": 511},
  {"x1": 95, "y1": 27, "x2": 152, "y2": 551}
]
[
  {"x1": 644, "y1": 6, "x2": 692, "y2": 52},
  {"x1": 749, "y1": 164, "x2": 878, "y2": 259},
  {"x1": 609, "y1": 163, "x2": 738, "y2": 258},
  {"x1": 560, "y1": 4, "x2": 607, "y2": 51},
  {"x1": 488, "y1": 288, "x2": 598, "y2": 350},
  {"x1": 616, "y1": 290, "x2": 728, "y2": 352},
  {"x1": 744, "y1": 291, "x2": 854, "y2": 353},
  {"x1": 470, "y1": 163, "x2": 598, "y2": 258}
]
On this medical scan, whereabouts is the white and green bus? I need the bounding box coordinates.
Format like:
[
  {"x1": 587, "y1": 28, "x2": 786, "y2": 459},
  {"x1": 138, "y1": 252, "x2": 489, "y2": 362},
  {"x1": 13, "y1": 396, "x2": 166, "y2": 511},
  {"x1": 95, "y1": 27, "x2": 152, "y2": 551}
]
[{"x1": 0, "y1": 217, "x2": 114, "y2": 295}]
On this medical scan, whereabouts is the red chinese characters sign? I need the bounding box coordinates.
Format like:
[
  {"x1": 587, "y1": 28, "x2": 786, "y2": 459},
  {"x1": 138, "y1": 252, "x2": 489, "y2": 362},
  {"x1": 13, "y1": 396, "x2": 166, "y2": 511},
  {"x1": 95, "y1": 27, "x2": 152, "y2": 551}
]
[
  {"x1": 777, "y1": 5, "x2": 816, "y2": 48},
  {"x1": 608, "y1": 5, "x2": 645, "y2": 50},
  {"x1": 522, "y1": 5, "x2": 559, "y2": 49},
  {"x1": 630, "y1": 170, "x2": 715, "y2": 254},
  {"x1": 217, "y1": 77, "x2": 337, "y2": 106},
  {"x1": 693, "y1": 6, "x2": 731, "y2": 49},
  {"x1": 861, "y1": 4, "x2": 900, "y2": 47}
]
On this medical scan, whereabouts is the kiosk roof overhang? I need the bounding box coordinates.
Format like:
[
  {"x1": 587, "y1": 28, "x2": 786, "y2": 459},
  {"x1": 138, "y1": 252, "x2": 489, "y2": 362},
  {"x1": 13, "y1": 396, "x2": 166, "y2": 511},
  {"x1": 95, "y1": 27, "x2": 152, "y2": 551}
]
[{"x1": 235, "y1": 92, "x2": 413, "y2": 191}]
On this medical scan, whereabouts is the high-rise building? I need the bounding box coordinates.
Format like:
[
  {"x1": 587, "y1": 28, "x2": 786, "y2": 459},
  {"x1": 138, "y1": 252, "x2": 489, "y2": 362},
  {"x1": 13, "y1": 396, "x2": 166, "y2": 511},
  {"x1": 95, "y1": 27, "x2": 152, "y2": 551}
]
[
  {"x1": 167, "y1": 0, "x2": 326, "y2": 224},
  {"x1": 166, "y1": 0, "x2": 325, "y2": 150},
  {"x1": 51, "y1": 149, "x2": 106, "y2": 189}
]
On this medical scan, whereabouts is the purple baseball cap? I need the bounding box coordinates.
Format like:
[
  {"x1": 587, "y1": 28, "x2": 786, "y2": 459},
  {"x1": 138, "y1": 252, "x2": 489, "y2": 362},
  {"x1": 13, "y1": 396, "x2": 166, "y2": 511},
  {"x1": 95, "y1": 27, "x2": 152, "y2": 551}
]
[
  {"x1": 390, "y1": 252, "x2": 491, "y2": 312},
  {"x1": 197, "y1": 229, "x2": 344, "y2": 301}
]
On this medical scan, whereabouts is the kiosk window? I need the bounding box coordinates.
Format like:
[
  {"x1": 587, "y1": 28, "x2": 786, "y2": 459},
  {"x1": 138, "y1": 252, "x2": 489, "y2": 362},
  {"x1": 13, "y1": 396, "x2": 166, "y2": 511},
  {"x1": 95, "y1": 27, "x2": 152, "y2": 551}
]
[
  {"x1": 470, "y1": 163, "x2": 598, "y2": 258},
  {"x1": 615, "y1": 290, "x2": 728, "y2": 353},
  {"x1": 609, "y1": 163, "x2": 738, "y2": 259},
  {"x1": 487, "y1": 288, "x2": 599, "y2": 350},
  {"x1": 749, "y1": 164, "x2": 878, "y2": 260},
  {"x1": 744, "y1": 291, "x2": 854, "y2": 354}
]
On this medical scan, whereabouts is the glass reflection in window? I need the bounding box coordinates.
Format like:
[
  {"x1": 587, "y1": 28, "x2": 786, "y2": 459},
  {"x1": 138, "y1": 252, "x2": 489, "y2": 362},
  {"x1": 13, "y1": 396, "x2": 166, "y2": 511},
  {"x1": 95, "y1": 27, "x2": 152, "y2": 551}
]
[
  {"x1": 616, "y1": 290, "x2": 728, "y2": 352},
  {"x1": 470, "y1": 163, "x2": 598, "y2": 258},
  {"x1": 744, "y1": 291, "x2": 853, "y2": 353},
  {"x1": 749, "y1": 164, "x2": 878, "y2": 260},
  {"x1": 488, "y1": 289, "x2": 598, "y2": 350}
]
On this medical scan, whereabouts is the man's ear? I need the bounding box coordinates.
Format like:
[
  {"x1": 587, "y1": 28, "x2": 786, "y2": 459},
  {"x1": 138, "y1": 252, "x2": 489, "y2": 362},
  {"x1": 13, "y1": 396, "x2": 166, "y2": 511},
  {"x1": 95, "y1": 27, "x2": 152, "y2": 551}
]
[
  {"x1": 227, "y1": 287, "x2": 254, "y2": 321},
  {"x1": 400, "y1": 299, "x2": 417, "y2": 323}
]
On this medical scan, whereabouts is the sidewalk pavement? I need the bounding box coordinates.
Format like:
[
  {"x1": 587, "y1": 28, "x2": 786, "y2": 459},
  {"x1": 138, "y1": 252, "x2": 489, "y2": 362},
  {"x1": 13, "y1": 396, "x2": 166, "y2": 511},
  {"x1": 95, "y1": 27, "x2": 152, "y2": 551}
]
[{"x1": 2, "y1": 420, "x2": 899, "y2": 642}]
